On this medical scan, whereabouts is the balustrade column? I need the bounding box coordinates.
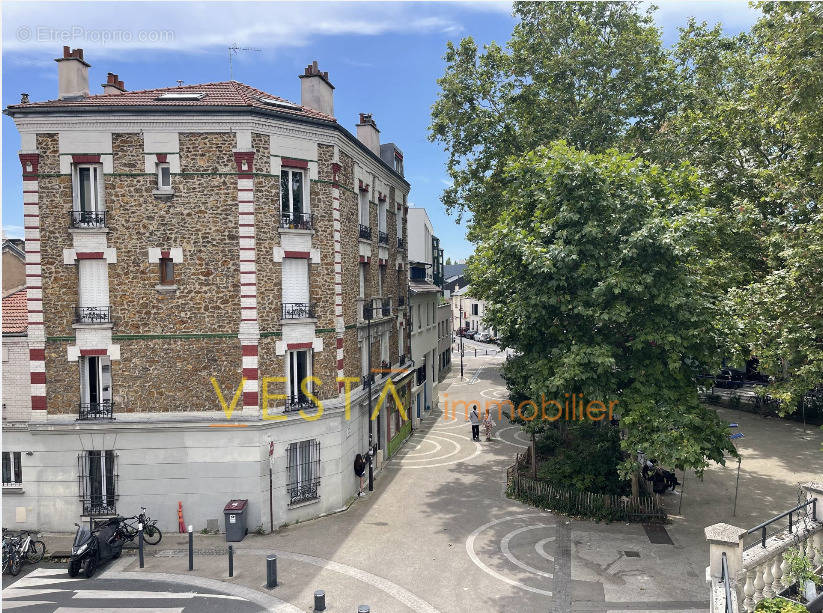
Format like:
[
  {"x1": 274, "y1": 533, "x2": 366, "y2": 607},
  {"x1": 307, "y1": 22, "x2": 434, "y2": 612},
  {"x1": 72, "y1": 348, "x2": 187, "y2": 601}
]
[
  {"x1": 752, "y1": 565, "x2": 765, "y2": 603},
  {"x1": 761, "y1": 559, "x2": 775, "y2": 598},
  {"x1": 742, "y1": 569, "x2": 755, "y2": 612},
  {"x1": 770, "y1": 555, "x2": 783, "y2": 596}
]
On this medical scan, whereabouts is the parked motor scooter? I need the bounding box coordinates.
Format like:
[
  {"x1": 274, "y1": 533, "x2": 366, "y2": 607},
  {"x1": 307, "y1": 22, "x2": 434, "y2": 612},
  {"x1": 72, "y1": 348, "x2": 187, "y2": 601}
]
[{"x1": 68, "y1": 517, "x2": 124, "y2": 578}]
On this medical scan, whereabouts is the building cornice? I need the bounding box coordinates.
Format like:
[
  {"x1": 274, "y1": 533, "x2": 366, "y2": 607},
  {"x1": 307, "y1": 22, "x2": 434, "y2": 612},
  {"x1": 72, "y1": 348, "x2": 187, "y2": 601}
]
[{"x1": 7, "y1": 106, "x2": 410, "y2": 190}]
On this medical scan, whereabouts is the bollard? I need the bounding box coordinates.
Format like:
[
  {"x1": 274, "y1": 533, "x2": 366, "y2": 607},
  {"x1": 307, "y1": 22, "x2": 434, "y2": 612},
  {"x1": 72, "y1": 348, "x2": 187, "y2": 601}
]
[
  {"x1": 314, "y1": 590, "x2": 326, "y2": 611},
  {"x1": 474, "y1": 348, "x2": 477, "y2": 357},
  {"x1": 228, "y1": 545, "x2": 233, "y2": 577},
  {"x1": 187, "y1": 525, "x2": 193, "y2": 571},
  {"x1": 138, "y1": 523, "x2": 144, "y2": 568},
  {"x1": 266, "y1": 554, "x2": 278, "y2": 588},
  {"x1": 358, "y1": 606, "x2": 370, "y2": 613}
]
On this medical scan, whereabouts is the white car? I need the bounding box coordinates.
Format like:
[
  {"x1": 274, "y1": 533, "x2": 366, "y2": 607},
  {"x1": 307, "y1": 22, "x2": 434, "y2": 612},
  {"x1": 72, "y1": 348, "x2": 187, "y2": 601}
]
[{"x1": 477, "y1": 332, "x2": 491, "y2": 342}]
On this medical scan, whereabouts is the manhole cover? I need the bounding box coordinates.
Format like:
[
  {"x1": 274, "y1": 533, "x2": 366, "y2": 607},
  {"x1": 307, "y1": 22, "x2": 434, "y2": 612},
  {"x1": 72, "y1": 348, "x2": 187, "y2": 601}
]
[{"x1": 624, "y1": 550, "x2": 641, "y2": 558}]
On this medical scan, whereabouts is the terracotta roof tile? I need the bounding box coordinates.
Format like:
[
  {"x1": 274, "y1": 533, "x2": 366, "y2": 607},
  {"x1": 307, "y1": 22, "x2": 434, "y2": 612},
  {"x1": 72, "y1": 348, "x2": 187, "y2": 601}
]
[
  {"x1": 6, "y1": 81, "x2": 336, "y2": 123},
  {"x1": 2, "y1": 289, "x2": 27, "y2": 334}
]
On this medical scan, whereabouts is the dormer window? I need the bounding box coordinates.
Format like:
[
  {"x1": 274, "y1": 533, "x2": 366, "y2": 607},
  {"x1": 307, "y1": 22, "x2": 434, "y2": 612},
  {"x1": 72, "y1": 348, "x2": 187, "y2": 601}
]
[{"x1": 157, "y1": 163, "x2": 171, "y2": 190}]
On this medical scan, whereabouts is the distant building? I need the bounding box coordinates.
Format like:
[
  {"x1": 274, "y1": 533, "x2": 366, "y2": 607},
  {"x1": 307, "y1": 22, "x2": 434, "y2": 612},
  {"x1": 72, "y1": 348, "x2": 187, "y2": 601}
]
[
  {"x1": 2, "y1": 288, "x2": 30, "y2": 426},
  {"x1": 3, "y1": 239, "x2": 26, "y2": 294},
  {"x1": 452, "y1": 284, "x2": 494, "y2": 338}
]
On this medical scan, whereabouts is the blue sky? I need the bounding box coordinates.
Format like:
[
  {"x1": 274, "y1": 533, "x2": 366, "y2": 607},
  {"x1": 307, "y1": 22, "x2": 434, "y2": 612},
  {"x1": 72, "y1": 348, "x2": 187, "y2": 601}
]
[{"x1": 2, "y1": 1, "x2": 759, "y2": 261}]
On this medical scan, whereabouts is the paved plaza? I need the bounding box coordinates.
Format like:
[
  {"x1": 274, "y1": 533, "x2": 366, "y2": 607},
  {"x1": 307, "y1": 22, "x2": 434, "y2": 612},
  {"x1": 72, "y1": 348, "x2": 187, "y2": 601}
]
[{"x1": 5, "y1": 349, "x2": 822, "y2": 612}]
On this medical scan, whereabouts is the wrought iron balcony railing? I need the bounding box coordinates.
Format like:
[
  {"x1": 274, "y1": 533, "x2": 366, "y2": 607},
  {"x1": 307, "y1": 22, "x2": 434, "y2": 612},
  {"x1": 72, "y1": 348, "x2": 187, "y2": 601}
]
[
  {"x1": 288, "y1": 478, "x2": 320, "y2": 505},
  {"x1": 70, "y1": 210, "x2": 107, "y2": 228},
  {"x1": 74, "y1": 306, "x2": 112, "y2": 325},
  {"x1": 280, "y1": 212, "x2": 315, "y2": 231},
  {"x1": 283, "y1": 393, "x2": 317, "y2": 413},
  {"x1": 282, "y1": 302, "x2": 316, "y2": 319},
  {"x1": 78, "y1": 401, "x2": 114, "y2": 420},
  {"x1": 378, "y1": 230, "x2": 389, "y2": 245},
  {"x1": 359, "y1": 224, "x2": 372, "y2": 240}
]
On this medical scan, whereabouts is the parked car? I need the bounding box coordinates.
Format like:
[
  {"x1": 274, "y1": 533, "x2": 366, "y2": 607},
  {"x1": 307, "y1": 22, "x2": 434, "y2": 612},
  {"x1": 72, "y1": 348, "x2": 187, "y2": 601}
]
[
  {"x1": 477, "y1": 331, "x2": 491, "y2": 342},
  {"x1": 464, "y1": 330, "x2": 477, "y2": 340}
]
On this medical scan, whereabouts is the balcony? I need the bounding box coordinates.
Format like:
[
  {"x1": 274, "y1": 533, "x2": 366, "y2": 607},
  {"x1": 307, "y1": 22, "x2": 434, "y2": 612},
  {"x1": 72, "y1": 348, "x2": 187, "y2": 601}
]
[
  {"x1": 282, "y1": 302, "x2": 316, "y2": 319},
  {"x1": 378, "y1": 230, "x2": 389, "y2": 245},
  {"x1": 78, "y1": 401, "x2": 114, "y2": 420},
  {"x1": 70, "y1": 210, "x2": 107, "y2": 228},
  {"x1": 359, "y1": 224, "x2": 372, "y2": 240},
  {"x1": 398, "y1": 295, "x2": 405, "y2": 307},
  {"x1": 74, "y1": 306, "x2": 112, "y2": 325},
  {"x1": 399, "y1": 354, "x2": 407, "y2": 366},
  {"x1": 397, "y1": 236, "x2": 405, "y2": 249},
  {"x1": 283, "y1": 393, "x2": 317, "y2": 413},
  {"x1": 280, "y1": 212, "x2": 315, "y2": 231}
]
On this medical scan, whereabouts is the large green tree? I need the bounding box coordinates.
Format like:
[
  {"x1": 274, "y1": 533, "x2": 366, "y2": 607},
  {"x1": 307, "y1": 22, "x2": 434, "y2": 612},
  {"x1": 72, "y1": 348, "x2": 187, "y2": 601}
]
[
  {"x1": 429, "y1": 1, "x2": 674, "y2": 239},
  {"x1": 472, "y1": 142, "x2": 736, "y2": 476}
]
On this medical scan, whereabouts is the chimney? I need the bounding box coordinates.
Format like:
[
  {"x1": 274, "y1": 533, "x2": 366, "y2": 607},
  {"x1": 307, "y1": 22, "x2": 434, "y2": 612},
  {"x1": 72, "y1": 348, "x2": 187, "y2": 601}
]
[
  {"x1": 101, "y1": 72, "x2": 126, "y2": 95},
  {"x1": 299, "y1": 61, "x2": 334, "y2": 117},
  {"x1": 356, "y1": 113, "x2": 380, "y2": 156},
  {"x1": 55, "y1": 46, "x2": 90, "y2": 99}
]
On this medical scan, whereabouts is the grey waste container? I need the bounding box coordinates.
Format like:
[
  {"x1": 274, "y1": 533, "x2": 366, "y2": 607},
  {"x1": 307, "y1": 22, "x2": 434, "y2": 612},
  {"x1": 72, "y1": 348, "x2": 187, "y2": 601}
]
[{"x1": 223, "y1": 499, "x2": 249, "y2": 542}]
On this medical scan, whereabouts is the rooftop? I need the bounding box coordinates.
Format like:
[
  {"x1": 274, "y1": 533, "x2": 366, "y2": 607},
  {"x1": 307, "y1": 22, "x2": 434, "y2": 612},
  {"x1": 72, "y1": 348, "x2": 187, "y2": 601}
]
[
  {"x1": 5, "y1": 80, "x2": 336, "y2": 123},
  {"x1": 2, "y1": 288, "x2": 27, "y2": 334}
]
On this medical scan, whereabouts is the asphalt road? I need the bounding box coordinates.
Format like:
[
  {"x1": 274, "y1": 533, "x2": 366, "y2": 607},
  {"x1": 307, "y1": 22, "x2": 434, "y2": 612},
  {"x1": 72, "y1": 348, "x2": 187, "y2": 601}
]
[{"x1": 2, "y1": 563, "x2": 263, "y2": 612}]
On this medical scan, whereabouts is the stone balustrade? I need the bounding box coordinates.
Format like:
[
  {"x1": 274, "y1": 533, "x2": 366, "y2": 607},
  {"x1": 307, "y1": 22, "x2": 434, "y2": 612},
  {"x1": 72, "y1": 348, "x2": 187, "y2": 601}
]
[{"x1": 706, "y1": 482, "x2": 823, "y2": 613}]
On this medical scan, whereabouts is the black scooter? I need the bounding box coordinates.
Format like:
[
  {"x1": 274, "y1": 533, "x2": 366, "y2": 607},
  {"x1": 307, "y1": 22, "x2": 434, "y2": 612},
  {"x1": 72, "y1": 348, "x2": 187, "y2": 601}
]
[{"x1": 68, "y1": 518, "x2": 125, "y2": 578}]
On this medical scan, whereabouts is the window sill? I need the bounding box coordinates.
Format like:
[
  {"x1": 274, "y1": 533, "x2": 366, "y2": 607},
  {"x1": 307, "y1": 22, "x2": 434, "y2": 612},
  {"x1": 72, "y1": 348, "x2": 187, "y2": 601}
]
[
  {"x1": 281, "y1": 317, "x2": 318, "y2": 325},
  {"x1": 359, "y1": 237, "x2": 372, "y2": 246},
  {"x1": 153, "y1": 189, "x2": 175, "y2": 199},
  {"x1": 2, "y1": 485, "x2": 24, "y2": 494},
  {"x1": 288, "y1": 497, "x2": 320, "y2": 510},
  {"x1": 278, "y1": 227, "x2": 314, "y2": 236},
  {"x1": 73, "y1": 322, "x2": 113, "y2": 330},
  {"x1": 155, "y1": 284, "x2": 178, "y2": 293},
  {"x1": 69, "y1": 227, "x2": 110, "y2": 234}
]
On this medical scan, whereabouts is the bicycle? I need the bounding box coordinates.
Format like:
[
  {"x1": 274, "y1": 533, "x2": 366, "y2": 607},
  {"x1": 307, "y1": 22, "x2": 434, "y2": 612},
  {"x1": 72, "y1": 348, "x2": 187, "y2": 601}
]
[
  {"x1": 2, "y1": 536, "x2": 23, "y2": 576},
  {"x1": 119, "y1": 507, "x2": 162, "y2": 545},
  {"x1": 19, "y1": 530, "x2": 46, "y2": 564}
]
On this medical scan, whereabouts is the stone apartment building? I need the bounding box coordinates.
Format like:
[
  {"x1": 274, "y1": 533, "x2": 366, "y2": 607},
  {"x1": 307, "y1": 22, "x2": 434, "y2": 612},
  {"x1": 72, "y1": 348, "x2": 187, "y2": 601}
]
[{"x1": 2, "y1": 47, "x2": 413, "y2": 532}]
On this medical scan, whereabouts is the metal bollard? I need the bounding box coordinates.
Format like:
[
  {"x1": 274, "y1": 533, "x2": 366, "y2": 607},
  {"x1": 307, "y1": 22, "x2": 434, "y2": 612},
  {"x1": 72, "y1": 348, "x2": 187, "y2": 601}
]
[
  {"x1": 228, "y1": 545, "x2": 233, "y2": 577},
  {"x1": 187, "y1": 525, "x2": 193, "y2": 571},
  {"x1": 138, "y1": 523, "x2": 144, "y2": 568},
  {"x1": 266, "y1": 554, "x2": 278, "y2": 588},
  {"x1": 314, "y1": 590, "x2": 326, "y2": 611},
  {"x1": 474, "y1": 348, "x2": 477, "y2": 357},
  {"x1": 358, "y1": 606, "x2": 370, "y2": 613}
]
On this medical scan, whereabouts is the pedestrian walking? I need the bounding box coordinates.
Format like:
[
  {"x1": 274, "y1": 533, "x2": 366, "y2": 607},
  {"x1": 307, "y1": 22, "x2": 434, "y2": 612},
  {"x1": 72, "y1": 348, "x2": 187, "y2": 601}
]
[
  {"x1": 354, "y1": 453, "x2": 367, "y2": 496},
  {"x1": 482, "y1": 410, "x2": 495, "y2": 442},
  {"x1": 468, "y1": 405, "x2": 480, "y2": 441}
]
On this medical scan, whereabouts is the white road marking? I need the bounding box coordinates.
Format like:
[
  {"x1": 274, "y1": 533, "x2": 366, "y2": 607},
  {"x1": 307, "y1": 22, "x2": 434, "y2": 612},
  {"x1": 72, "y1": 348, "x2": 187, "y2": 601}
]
[
  {"x1": 393, "y1": 433, "x2": 484, "y2": 468},
  {"x1": 2, "y1": 587, "x2": 66, "y2": 598},
  {"x1": 495, "y1": 426, "x2": 530, "y2": 448},
  {"x1": 394, "y1": 434, "x2": 460, "y2": 463},
  {"x1": 466, "y1": 514, "x2": 554, "y2": 596},
  {"x1": 400, "y1": 437, "x2": 442, "y2": 457},
  {"x1": 25, "y1": 568, "x2": 73, "y2": 578},
  {"x1": 535, "y1": 537, "x2": 555, "y2": 562},
  {"x1": 72, "y1": 590, "x2": 246, "y2": 600},
  {"x1": 500, "y1": 525, "x2": 555, "y2": 578},
  {"x1": 239, "y1": 549, "x2": 441, "y2": 613},
  {"x1": 2, "y1": 601, "x2": 55, "y2": 609},
  {"x1": 54, "y1": 609, "x2": 184, "y2": 613},
  {"x1": 6, "y1": 576, "x2": 79, "y2": 588}
]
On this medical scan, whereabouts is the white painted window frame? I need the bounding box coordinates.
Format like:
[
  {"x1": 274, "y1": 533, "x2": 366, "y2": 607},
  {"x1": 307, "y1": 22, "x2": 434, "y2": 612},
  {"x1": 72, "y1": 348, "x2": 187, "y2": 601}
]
[{"x1": 72, "y1": 163, "x2": 104, "y2": 213}]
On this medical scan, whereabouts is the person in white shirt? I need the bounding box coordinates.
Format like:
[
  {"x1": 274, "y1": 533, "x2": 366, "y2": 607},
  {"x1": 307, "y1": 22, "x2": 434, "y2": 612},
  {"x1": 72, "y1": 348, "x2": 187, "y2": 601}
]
[{"x1": 468, "y1": 406, "x2": 480, "y2": 441}]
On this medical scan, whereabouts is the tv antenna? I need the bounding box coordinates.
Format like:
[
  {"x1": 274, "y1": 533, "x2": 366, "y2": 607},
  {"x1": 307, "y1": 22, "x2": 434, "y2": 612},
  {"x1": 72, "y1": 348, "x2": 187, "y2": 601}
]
[{"x1": 228, "y1": 43, "x2": 261, "y2": 81}]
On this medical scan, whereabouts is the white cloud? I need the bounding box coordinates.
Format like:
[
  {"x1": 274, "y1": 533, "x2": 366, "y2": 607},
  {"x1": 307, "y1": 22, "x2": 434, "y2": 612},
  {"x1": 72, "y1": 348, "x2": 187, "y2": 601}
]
[
  {"x1": 2, "y1": 2, "x2": 464, "y2": 56},
  {"x1": 2, "y1": 225, "x2": 25, "y2": 239}
]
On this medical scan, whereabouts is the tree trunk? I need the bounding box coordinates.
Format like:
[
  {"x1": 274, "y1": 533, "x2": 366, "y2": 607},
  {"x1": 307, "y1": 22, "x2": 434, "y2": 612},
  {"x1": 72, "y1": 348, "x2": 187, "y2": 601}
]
[
  {"x1": 531, "y1": 433, "x2": 537, "y2": 478},
  {"x1": 631, "y1": 470, "x2": 640, "y2": 498}
]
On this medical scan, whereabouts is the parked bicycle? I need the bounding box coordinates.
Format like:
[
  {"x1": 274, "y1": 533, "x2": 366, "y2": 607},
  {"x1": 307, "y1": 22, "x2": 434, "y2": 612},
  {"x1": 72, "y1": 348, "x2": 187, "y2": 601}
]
[
  {"x1": 118, "y1": 507, "x2": 162, "y2": 545},
  {"x1": 2, "y1": 529, "x2": 44, "y2": 575}
]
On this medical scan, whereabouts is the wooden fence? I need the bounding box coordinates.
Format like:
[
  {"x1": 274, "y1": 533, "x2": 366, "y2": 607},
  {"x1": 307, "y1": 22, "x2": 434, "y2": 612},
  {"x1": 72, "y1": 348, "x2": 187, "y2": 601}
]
[{"x1": 506, "y1": 454, "x2": 667, "y2": 523}]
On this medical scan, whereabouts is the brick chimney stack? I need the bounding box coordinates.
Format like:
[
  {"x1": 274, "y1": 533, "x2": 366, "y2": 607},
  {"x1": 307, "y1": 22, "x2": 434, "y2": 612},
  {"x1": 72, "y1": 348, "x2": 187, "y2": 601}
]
[
  {"x1": 299, "y1": 60, "x2": 334, "y2": 117},
  {"x1": 102, "y1": 72, "x2": 126, "y2": 95},
  {"x1": 55, "y1": 46, "x2": 90, "y2": 99},
  {"x1": 356, "y1": 113, "x2": 380, "y2": 156}
]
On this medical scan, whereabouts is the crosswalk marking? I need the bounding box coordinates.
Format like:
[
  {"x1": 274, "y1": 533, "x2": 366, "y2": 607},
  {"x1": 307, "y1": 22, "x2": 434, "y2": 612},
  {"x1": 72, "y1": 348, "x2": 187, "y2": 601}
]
[
  {"x1": 53, "y1": 609, "x2": 184, "y2": 613},
  {"x1": 5, "y1": 576, "x2": 78, "y2": 588},
  {"x1": 2, "y1": 601, "x2": 55, "y2": 610},
  {"x1": 2, "y1": 587, "x2": 66, "y2": 598},
  {"x1": 72, "y1": 590, "x2": 246, "y2": 601}
]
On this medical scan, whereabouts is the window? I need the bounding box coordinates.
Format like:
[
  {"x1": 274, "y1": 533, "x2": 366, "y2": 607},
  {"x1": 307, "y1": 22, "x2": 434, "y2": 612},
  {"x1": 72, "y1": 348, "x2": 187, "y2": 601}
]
[
  {"x1": 381, "y1": 331, "x2": 389, "y2": 365},
  {"x1": 359, "y1": 191, "x2": 369, "y2": 228},
  {"x1": 72, "y1": 164, "x2": 104, "y2": 225},
  {"x1": 78, "y1": 450, "x2": 117, "y2": 515},
  {"x1": 286, "y1": 349, "x2": 311, "y2": 405},
  {"x1": 159, "y1": 258, "x2": 175, "y2": 285},
  {"x1": 472, "y1": 303, "x2": 479, "y2": 316},
  {"x1": 378, "y1": 199, "x2": 387, "y2": 234},
  {"x1": 417, "y1": 304, "x2": 422, "y2": 330},
  {"x1": 378, "y1": 265, "x2": 385, "y2": 297},
  {"x1": 394, "y1": 156, "x2": 404, "y2": 176},
  {"x1": 2, "y1": 452, "x2": 22, "y2": 486},
  {"x1": 396, "y1": 208, "x2": 403, "y2": 238},
  {"x1": 157, "y1": 163, "x2": 171, "y2": 190},
  {"x1": 281, "y1": 168, "x2": 307, "y2": 223},
  {"x1": 80, "y1": 356, "x2": 113, "y2": 419},
  {"x1": 282, "y1": 258, "x2": 310, "y2": 316},
  {"x1": 399, "y1": 324, "x2": 404, "y2": 355},
  {"x1": 287, "y1": 439, "x2": 320, "y2": 504}
]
